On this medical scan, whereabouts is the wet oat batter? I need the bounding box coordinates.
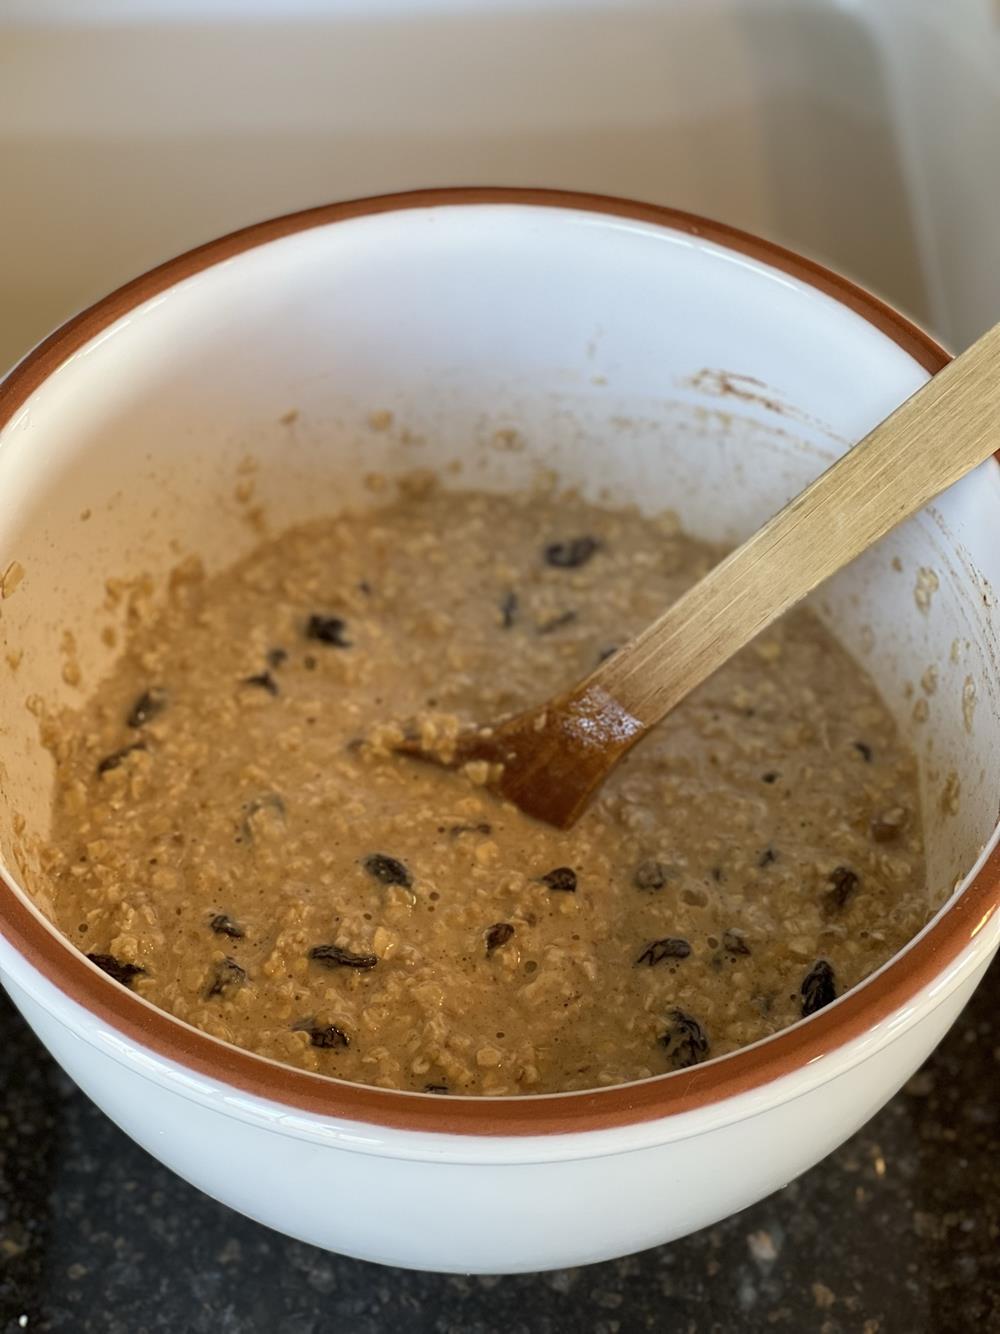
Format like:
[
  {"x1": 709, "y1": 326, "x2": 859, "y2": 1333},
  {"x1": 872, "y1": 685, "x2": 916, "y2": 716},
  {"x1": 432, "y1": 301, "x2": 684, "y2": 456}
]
[{"x1": 37, "y1": 480, "x2": 930, "y2": 1095}]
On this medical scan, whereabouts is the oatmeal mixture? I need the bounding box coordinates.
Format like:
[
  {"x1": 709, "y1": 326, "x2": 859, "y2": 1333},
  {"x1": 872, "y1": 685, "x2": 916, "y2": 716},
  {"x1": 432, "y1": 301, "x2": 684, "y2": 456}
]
[{"x1": 36, "y1": 480, "x2": 931, "y2": 1095}]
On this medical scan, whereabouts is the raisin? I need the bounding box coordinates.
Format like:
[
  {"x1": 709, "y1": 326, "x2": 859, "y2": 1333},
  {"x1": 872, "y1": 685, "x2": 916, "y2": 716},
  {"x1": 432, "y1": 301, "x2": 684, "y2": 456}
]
[
  {"x1": 266, "y1": 647, "x2": 288, "y2": 668},
  {"x1": 485, "y1": 922, "x2": 515, "y2": 953},
  {"x1": 659, "y1": 1009, "x2": 710, "y2": 1070},
  {"x1": 758, "y1": 846, "x2": 777, "y2": 867},
  {"x1": 870, "y1": 806, "x2": 908, "y2": 843},
  {"x1": 126, "y1": 687, "x2": 167, "y2": 728},
  {"x1": 633, "y1": 860, "x2": 670, "y2": 891},
  {"x1": 722, "y1": 928, "x2": 751, "y2": 956},
  {"x1": 309, "y1": 944, "x2": 378, "y2": 970},
  {"x1": 541, "y1": 866, "x2": 576, "y2": 893},
  {"x1": 543, "y1": 536, "x2": 599, "y2": 569},
  {"x1": 448, "y1": 822, "x2": 492, "y2": 837},
  {"x1": 424, "y1": 1083, "x2": 450, "y2": 1094},
  {"x1": 636, "y1": 937, "x2": 691, "y2": 966},
  {"x1": 206, "y1": 957, "x2": 246, "y2": 998},
  {"x1": 363, "y1": 853, "x2": 412, "y2": 887},
  {"x1": 303, "y1": 654, "x2": 317, "y2": 670},
  {"x1": 801, "y1": 960, "x2": 837, "y2": 1016},
  {"x1": 209, "y1": 913, "x2": 244, "y2": 939},
  {"x1": 823, "y1": 866, "x2": 859, "y2": 914},
  {"x1": 87, "y1": 953, "x2": 145, "y2": 988},
  {"x1": 308, "y1": 1024, "x2": 350, "y2": 1049},
  {"x1": 242, "y1": 670, "x2": 279, "y2": 696},
  {"x1": 854, "y1": 740, "x2": 873, "y2": 762},
  {"x1": 306, "y1": 614, "x2": 351, "y2": 647},
  {"x1": 761, "y1": 771, "x2": 779, "y2": 784},
  {"x1": 500, "y1": 590, "x2": 519, "y2": 628},
  {"x1": 537, "y1": 610, "x2": 577, "y2": 635},
  {"x1": 96, "y1": 741, "x2": 146, "y2": 775}
]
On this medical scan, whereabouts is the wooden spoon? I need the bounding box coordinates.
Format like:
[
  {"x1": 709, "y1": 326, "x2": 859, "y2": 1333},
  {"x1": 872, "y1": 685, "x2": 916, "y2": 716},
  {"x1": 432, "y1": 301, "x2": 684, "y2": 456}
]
[{"x1": 399, "y1": 322, "x2": 1000, "y2": 828}]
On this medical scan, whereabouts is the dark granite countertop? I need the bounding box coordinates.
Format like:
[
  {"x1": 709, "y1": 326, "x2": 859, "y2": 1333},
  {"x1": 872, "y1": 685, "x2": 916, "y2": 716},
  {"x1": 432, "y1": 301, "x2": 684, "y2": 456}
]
[{"x1": 0, "y1": 959, "x2": 995, "y2": 1334}]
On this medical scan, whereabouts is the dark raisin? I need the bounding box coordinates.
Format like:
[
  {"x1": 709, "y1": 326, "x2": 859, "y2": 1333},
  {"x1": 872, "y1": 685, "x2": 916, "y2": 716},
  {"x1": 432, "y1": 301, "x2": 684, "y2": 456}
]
[
  {"x1": 448, "y1": 822, "x2": 492, "y2": 837},
  {"x1": 854, "y1": 740, "x2": 873, "y2": 762},
  {"x1": 711, "y1": 867, "x2": 724, "y2": 883},
  {"x1": 126, "y1": 687, "x2": 167, "y2": 728},
  {"x1": 96, "y1": 741, "x2": 146, "y2": 775},
  {"x1": 541, "y1": 866, "x2": 576, "y2": 893},
  {"x1": 543, "y1": 536, "x2": 599, "y2": 569},
  {"x1": 636, "y1": 937, "x2": 691, "y2": 966},
  {"x1": 870, "y1": 806, "x2": 908, "y2": 843},
  {"x1": 758, "y1": 846, "x2": 777, "y2": 867},
  {"x1": 87, "y1": 953, "x2": 145, "y2": 988},
  {"x1": 306, "y1": 614, "x2": 351, "y2": 647},
  {"x1": 363, "y1": 853, "x2": 412, "y2": 887},
  {"x1": 206, "y1": 957, "x2": 246, "y2": 998},
  {"x1": 485, "y1": 922, "x2": 515, "y2": 953},
  {"x1": 266, "y1": 647, "x2": 288, "y2": 668},
  {"x1": 358, "y1": 580, "x2": 373, "y2": 596},
  {"x1": 823, "y1": 866, "x2": 859, "y2": 914},
  {"x1": 500, "y1": 590, "x2": 519, "y2": 628},
  {"x1": 303, "y1": 654, "x2": 317, "y2": 670},
  {"x1": 424, "y1": 1083, "x2": 449, "y2": 1094},
  {"x1": 801, "y1": 960, "x2": 837, "y2": 1016},
  {"x1": 537, "y1": 610, "x2": 577, "y2": 635},
  {"x1": 308, "y1": 1024, "x2": 350, "y2": 1049},
  {"x1": 242, "y1": 670, "x2": 279, "y2": 696},
  {"x1": 722, "y1": 928, "x2": 751, "y2": 956},
  {"x1": 209, "y1": 913, "x2": 244, "y2": 939},
  {"x1": 309, "y1": 944, "x2": 378, "y2": 970},
  {"x1": 761, "y1": 771, "x2": 779, "y2": 784},
  {"x1": 597, "y1": 644, "x2": 618, "y2": 663},
  {"x1": 659, "y1": 1008, "x2": 710, "y2": 1070},
  {"x1": 633, "y1": 860, "x2": 670, "y2": 891}
]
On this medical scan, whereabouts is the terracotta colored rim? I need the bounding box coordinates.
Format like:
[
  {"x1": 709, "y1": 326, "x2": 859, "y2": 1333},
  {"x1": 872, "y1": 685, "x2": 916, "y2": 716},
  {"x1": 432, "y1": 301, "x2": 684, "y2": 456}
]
[{"x1": 0, "y1": 188, "x2": 995, "y2": 1139}]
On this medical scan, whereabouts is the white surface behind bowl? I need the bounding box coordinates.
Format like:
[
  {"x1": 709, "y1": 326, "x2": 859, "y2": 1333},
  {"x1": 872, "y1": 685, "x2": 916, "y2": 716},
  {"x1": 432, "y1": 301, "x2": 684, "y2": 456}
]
[{"x1": 4, "y1": 0, "x2": 999, "y2": 379}]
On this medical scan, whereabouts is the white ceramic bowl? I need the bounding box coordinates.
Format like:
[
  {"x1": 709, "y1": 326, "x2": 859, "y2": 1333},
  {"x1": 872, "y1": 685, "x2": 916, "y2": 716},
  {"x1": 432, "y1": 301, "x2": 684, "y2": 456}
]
[{"x1": 0, "y1": 190, "x2": 997, "y2": 1274}]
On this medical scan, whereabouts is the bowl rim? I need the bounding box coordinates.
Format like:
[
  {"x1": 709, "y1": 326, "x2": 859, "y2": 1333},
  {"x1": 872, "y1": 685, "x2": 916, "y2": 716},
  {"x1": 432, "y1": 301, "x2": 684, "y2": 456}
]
[{"x1": 0, "y1": 186, "x2": 996, "y2": 1139}]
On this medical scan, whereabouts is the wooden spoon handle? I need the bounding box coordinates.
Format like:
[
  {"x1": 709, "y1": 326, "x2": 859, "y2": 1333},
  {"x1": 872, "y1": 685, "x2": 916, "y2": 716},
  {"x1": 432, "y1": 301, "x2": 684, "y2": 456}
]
[{"x1": 590, "y1": 321, "x2": 1000, "y2": 728}]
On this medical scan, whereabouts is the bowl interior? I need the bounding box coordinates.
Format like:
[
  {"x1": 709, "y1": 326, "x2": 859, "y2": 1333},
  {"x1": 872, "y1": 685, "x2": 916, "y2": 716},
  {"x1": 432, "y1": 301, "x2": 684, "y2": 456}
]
[{"x1": 1, "y1": 200, "x2": 998, "y2": 945}]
